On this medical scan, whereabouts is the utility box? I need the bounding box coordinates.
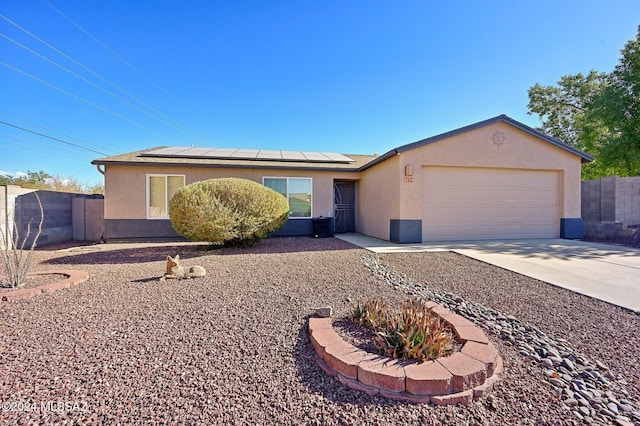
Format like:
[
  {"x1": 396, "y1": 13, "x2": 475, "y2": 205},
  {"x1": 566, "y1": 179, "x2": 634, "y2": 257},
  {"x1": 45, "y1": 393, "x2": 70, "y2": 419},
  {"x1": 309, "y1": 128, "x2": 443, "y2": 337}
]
[{"x1": 312, "y1": 217, "x2": 333, "y2": 238}]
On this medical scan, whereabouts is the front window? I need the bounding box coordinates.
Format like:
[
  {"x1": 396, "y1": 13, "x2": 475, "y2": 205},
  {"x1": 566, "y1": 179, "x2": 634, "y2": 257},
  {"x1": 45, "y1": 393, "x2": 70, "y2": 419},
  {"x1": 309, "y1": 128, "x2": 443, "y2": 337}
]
[
  {"x1": 263, "y1": 177, "x2": 312, "y2": 218},
  {"x1": 147, "y1": 175, "x2": 185, "y2": 218}
]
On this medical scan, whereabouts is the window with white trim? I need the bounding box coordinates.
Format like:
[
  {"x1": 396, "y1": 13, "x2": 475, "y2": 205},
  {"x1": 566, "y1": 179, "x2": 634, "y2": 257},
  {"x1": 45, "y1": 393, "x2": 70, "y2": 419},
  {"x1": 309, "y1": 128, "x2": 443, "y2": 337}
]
[
  {"x1": 263, "y1": 177, "x2": 312, "y2": 218},
  {"x1": 147, "y1": 175, "x2": 185, "y2": 219}
]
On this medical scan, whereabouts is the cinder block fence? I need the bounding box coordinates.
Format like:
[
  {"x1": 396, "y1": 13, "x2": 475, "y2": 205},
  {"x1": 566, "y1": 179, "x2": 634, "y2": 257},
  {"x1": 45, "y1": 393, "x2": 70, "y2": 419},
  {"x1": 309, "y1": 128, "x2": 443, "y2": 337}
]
[
  {"x1": 582, "y1": 176, "x2": 640, "y2": 238},
  {"x1": 1, "y1": 186, "x2": 104, "y2": 247}
]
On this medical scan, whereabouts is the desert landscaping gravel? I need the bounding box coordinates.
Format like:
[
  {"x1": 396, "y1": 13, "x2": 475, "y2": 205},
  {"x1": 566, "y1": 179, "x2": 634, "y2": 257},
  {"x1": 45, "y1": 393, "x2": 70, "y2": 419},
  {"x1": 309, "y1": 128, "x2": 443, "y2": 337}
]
[{"x1": 0, "y1": 237, "x2": 638, "y2": 425}]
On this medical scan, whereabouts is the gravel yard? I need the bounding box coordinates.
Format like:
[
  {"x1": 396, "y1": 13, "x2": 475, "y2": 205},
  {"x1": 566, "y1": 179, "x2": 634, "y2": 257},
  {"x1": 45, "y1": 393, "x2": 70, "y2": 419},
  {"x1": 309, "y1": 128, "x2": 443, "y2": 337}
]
[{"x1": 0, "y1": 237, "x2": 638, "y2": 425}]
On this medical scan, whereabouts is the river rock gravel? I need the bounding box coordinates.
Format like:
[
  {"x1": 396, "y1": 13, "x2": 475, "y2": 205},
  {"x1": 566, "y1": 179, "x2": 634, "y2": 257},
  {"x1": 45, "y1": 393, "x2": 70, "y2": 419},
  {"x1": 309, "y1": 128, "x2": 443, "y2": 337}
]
[{"x1": 0, "y1": 237, "x2": 638, "y2": 425}]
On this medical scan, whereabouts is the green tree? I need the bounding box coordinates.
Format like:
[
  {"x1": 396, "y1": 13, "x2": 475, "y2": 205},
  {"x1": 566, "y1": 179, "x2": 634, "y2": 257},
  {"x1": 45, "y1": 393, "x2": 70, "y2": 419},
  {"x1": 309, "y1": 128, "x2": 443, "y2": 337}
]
[
  {"x1": 528, "y1": 26, "x2": 640, "y2": 179},
  {"x1": 588, "y1": 26, "x2": 640, "y2": 177},
  {"x1": 528, "y1": 71, "x2": 607, "y2": 150}
]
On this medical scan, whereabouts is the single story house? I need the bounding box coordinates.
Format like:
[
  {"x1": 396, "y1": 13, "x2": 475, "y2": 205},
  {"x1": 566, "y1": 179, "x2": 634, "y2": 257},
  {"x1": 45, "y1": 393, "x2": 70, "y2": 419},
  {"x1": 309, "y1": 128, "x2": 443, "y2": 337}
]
[{"x1": 92, "y1": 115, "x2": 593, "y2": 243}]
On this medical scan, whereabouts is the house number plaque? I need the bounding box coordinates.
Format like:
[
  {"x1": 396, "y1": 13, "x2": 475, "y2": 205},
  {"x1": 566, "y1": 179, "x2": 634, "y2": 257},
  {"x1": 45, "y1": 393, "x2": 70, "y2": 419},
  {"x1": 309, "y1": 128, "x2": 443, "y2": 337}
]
[{"x1": 404, "y1": 165, "x2": 414, "y2": 182}]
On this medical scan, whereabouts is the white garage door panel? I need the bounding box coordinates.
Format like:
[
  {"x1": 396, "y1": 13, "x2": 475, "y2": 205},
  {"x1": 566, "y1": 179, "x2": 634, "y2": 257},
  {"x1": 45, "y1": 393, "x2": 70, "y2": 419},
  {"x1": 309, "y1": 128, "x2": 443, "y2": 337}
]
[{"x1": 422, "y1": 167, "x2": 559, "y2": 241}]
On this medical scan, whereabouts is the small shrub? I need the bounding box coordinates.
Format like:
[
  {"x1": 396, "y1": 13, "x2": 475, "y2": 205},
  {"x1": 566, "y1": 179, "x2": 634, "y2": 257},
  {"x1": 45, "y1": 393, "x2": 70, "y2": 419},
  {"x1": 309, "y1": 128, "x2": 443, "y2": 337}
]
[
  {"x1": 0, "y1": 192, "x2": 43, "y2": 288},
  {"x1": 351, "y1": 298, "x2": 455, "y2": 362},
  {"x1": 169, "y1": 178, "x2": 289, "y2": 247}
]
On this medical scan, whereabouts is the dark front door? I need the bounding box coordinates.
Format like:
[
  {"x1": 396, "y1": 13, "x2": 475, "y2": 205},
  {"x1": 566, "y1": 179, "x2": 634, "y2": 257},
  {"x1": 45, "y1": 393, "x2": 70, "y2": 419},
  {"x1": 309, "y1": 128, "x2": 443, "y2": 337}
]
[{"x1": 334, "y1": 181, "x2": 356, "y2": 233}]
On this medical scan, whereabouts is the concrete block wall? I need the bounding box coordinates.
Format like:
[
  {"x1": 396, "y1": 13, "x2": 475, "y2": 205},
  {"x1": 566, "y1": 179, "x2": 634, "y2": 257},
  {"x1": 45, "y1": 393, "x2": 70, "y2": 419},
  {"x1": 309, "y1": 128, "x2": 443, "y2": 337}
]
[
  {"x1": 581, "y1": 176, "x2": 640, "y2": 238},
  {"x1": 7, "y1": 188, "x2": 104, "y2": 247},
  {"x1": 15, "y1": 190, "x2": 73, "y2": 246},
  {"x1": 616, "y1": 177, "x2": 640, "y2": 225},
  {"x1": 581, "y1": 179, "x2": 602, "y2": 223}
]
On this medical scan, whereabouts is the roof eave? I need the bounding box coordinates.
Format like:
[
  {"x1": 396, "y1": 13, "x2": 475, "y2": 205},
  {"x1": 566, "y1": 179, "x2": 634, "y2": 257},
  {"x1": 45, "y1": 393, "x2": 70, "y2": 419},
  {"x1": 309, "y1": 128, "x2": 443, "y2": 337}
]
[
  {"x1": 356, "y1": 149, "x2": 398, "y2": 171},
  {"x1": 91, "y1": 159, "x2": 364, "y2": 172},
  {"x1": 359, "y1": 115, "x2": 594, "y2": 170},
  {"x1": 497, "y1": 115, "x2": 594, "y2": 163}
]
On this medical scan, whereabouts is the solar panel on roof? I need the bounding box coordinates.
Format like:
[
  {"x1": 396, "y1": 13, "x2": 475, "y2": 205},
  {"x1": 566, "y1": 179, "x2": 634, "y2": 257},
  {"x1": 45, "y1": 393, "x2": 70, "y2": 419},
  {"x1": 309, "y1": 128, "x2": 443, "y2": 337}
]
[
  {"x1": 183, "y1": 147, "x2": 216, "y2": 156},
  {"x1": 141, "y1": 146, "x2": 354, "y2": 163},
  {"x1": 230, "y1": 149, "x2": 259, "y2": 158},
  {"x1": 210, "y1": 148, "x2": 237, "y2": 155},
  {"x1": 280, "y1": 151, "x2": 307, "y2": 160},
  {"x1": 301, "y1": 151, "x2": 328, "y2": 161},
  {"x1": 257, "y1": 150, "x2": 282, "y2": 160},
  {"x1": 149, "y1": 147, "x2": 186, "y2": 155},
  {"x1": 323, "y1": 152, "x2": 354, "y2": 162}
]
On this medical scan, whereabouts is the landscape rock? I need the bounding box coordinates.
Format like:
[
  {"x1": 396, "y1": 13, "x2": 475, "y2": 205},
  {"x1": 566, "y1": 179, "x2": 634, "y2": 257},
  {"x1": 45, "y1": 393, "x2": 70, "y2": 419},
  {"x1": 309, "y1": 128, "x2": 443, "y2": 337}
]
[
  {"x1": 0, "y1": 239, "x2": 637, "y2": 426},
  {"x1": 363, "y1": 252, "x2": 640, "y2": 426},
  {"x1": 314, "y1": 306, "x2": 333, "y2": 318}
]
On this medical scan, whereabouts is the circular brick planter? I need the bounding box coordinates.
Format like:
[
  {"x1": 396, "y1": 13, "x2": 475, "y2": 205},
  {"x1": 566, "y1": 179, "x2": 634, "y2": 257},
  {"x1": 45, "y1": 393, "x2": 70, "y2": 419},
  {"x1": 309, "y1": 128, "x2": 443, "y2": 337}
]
[
  {"x1": 1, "y1": 270, "x2": 89, "y2": 301},
  {"x1": 309, "y1": 301, "x2": 503, "y2": 405}
]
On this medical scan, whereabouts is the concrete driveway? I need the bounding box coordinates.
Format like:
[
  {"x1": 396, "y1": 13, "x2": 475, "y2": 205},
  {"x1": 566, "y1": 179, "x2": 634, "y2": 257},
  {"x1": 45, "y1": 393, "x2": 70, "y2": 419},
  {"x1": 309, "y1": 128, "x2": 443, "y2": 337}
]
[{"x1": 335, "y1": 234, "x2": 640, "y2": 313}]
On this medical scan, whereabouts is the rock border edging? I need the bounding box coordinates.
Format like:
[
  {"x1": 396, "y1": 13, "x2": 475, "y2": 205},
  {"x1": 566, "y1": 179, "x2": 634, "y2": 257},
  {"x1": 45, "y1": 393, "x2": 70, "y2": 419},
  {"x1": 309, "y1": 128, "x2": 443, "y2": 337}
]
[
  {"x1": 1, "y1": 270, "x2": 90, "y2": 301},
  {"x1": 309, "y1": 301, "x2": 503, "y2": 405}
]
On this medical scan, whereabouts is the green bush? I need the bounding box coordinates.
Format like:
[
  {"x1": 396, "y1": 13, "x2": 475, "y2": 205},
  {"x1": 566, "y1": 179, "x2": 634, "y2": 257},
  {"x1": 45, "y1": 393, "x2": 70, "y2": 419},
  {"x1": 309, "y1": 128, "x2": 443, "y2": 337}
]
[{"x1": 169, "y1": 178, "x2": 289, "y2": 247}]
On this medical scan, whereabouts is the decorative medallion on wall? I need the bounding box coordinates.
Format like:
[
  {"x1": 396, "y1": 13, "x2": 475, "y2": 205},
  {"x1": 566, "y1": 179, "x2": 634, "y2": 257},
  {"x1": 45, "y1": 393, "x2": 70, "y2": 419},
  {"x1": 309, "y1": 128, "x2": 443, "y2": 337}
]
[{"x1": 491, "y1": 130, "x2": 506, "y2": 148}]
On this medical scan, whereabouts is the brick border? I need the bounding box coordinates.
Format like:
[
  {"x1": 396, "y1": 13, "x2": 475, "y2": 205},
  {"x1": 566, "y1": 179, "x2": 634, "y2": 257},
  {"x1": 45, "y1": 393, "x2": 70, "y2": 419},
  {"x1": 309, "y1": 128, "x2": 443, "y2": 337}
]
[
  {"x1": 1, "y1": 270, "x2": 89, "y2": 301},
  {"x1": 309, "y1": 301, "x2": 503, "y2": 405}
]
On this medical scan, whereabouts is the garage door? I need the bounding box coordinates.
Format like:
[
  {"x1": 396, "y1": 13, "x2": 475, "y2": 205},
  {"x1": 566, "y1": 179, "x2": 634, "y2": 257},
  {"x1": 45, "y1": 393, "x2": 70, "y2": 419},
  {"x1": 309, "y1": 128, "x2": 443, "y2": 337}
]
[{"x1": 422, "y1": 167, "x2": 559, "y2": 241}]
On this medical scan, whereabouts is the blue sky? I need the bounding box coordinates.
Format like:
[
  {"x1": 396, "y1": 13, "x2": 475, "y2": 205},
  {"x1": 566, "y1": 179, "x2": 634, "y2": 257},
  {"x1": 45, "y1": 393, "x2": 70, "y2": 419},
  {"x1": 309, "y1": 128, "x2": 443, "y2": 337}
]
[{"x1": 1, "y1": 1, "x2": 638, "y2": 186}]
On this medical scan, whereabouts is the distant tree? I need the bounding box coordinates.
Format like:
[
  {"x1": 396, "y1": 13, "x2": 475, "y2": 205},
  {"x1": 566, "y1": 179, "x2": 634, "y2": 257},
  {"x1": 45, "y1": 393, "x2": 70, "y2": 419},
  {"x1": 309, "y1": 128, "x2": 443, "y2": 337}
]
[
  {"x1": 49, "y1": 175, "x2": 84, "y2": 193},
  {"x1": 84, "y1": 182, "x2": 105, "y2": 195},
  {"x1": 528, "y1": 26, "x2": 640, "y2": 179},
  {"x1": 15, "y1": 170, "x2": 52, "y2": 188},
  {"x1": 0, "y1": 170, "x2": 104, "y2": 194}
]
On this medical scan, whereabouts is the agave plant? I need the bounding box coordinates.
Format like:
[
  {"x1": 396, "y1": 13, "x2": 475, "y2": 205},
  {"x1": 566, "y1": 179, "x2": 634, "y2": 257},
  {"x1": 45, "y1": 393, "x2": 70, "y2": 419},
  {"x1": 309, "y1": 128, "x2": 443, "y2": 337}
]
[
  {"x1": 350, "y1": 298, "x2": 390, "y2": 330},
  {"x1": 352, "y1": 297, "x2": 455, "y2": 362}
]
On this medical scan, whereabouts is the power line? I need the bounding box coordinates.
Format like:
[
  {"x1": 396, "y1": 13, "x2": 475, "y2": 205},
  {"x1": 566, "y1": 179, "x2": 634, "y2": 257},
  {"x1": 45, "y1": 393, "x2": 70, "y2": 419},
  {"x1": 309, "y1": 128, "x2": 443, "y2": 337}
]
[
  {"x1": 1, "y1": 132, "x2": 96, "y2": 157},
  {"x1": 0, "y1": 120, "x2": 110, "y2": 155},
  {"x1": 41, "y1": 0, "x2": 207, "y2": 125},
  {"x1": 0, "y1": 31, "x2": 208, "y2": 142},
  {"x1": 2, "y1": 139, "x2": 92, "y2": 163},
  {"x1": 0, "y1": 61, "x2": 183, "y2": 144},
  {"x1": 0, "y1": 113, "x2": 118, "y2": 154},
  {"x1": 1, "y1": 129, "x2": 100, "y2": 158},
  {"x1": 0, "y1": 12, "x2": 210, "y2": 145}
]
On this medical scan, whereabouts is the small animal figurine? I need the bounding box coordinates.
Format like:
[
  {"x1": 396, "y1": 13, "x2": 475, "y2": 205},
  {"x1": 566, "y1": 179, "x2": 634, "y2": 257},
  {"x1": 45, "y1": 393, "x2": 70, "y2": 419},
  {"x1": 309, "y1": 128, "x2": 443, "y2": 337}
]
[{"x1": 160, "y1": 255, "x2": 207, "y2": 280}]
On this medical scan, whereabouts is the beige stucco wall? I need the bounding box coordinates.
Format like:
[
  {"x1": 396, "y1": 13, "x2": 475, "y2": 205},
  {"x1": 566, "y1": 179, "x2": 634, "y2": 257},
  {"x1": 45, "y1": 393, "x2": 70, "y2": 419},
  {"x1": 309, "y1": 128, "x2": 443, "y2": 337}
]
[
  {"x1": 357, "y1": 154, "x2": 401, "y2": 240},
  {"x1": 103, "y1": 120, "x2": 585, "y2": 241},
  {"x1": 104, "y1": 164, "x2": 358, "y2": 220},
  {"x1": 353, "y1": 121, "x2": 584, "y2": 241},
  {"x1": 395, "y1": 122, "x2": 583, "y2": 220}
]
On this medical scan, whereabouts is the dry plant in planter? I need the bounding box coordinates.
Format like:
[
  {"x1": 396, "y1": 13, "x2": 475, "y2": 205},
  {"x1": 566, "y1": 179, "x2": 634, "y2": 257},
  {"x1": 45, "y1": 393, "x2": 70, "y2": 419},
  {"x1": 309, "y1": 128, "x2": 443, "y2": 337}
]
[{"x1": 351, "y1": 298, "x2": 455, "y2": 362}]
